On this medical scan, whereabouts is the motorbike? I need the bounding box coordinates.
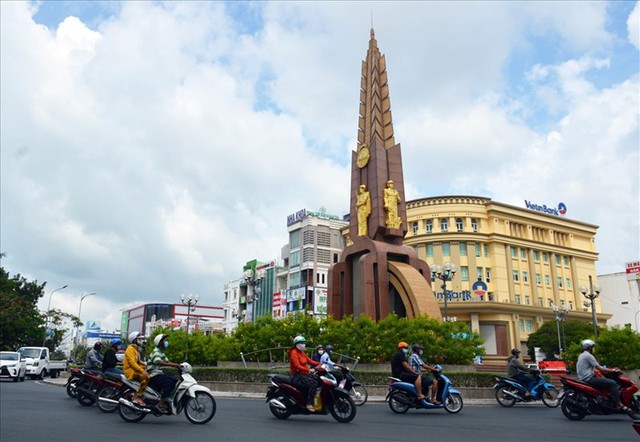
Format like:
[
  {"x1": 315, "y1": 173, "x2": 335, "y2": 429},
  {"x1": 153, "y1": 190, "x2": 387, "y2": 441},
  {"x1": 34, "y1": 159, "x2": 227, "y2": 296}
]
[
  {"x1": 266, "y1": 366, "x2": 357, "y2": 423},
  {"x1": 65, "y1": 367, "x2": 82, "y2": 398},
  {"x1": 75, "y1": 369, "x2": 123, "y2": 408},
  {"x1": 111, "y1": 362, "x2": 216, "y2": 424},
  {"x1": 386, "y1": 366, "x2": 463, "y2": 414},
  {"x1": 559, "y1": 372, "x2": 640, "y2": 421},
  {"x1": 494, "y1": 370, "x2": 560, "y2": 408},
  {"x1": 337, "y1": 366, "x2": 368, "y2": 406}
]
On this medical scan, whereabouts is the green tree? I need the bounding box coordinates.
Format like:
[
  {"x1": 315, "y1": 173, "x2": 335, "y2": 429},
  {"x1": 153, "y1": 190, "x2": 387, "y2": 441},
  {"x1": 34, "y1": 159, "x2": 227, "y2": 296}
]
[
  {"x1": 0, "y1": 264, "x2": 46, "y2": 350},
  {"x1": 591, "y1": 326, "x2": 640, "y2": 370},
  {"x1": 43, "y1": 308, "x2": 81, "y2": 352},
  {"x1": 526, "y1": 320, "x2": 595, "y2": 360}
]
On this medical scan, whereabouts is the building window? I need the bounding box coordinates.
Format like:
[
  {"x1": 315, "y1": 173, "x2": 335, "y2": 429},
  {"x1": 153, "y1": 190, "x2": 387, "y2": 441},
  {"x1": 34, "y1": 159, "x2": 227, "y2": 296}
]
[
  {"x1": 525, "y1": 295, "x2": 530, "y2": 305},
  {"x1": 426, "y1": 220, "x2": 433, "y2": 233},
  {"x1": 440, "y1": 218, "x2": 448, "y2": 232},
  {"x1": 547, "y1": 298, "x2": 553, "y2": 307},
  {"x1": 290, "y1": 250, "x2": 300, "y2": 267},
  {"x1": 569, "y1": 300, "x2": 574, "y2": 310},
  {"x1": 488, "y1": 292, "x2": 495, "y2": 301},
  {"x1": 525, "y1": 320, "x2": 534, "y2": 332},
  {"x1": 566, "y1": 278, "x2": 571, "y2": 289},
  {"x1": 513, "y1": 270, "x2": 520, "y2": 282},
  {"x1": 511, "y1": 247, "x2": 517, "y2": 258},
  {"x1": 442, "y1": 242, "x2": 451, "y2": 257},
  {"x1": 557, "y1": 277, "x2": 563, "y2": 288},
  {"x1": 543, "y1": 252, "x2": 549, "y2": 262},
  {"x1": 545, "y1": 275, "x2": 550, "y2": 286},
  {"x1": 460, "y1": 243, "x2": 467, "y2": 256},
  {"x1": 534, "y1": 251, "x2": 540, "y2": 261},
  {"x1": 412, "y1": 222, "x2": 418, "y2": 235},
  {"x1": 483, "y1": 244, "x2": 489, "y2": 257},
  {"x1": 477, "y1": 267, "x2": 483, "y2": 280},
  {"x1": 535, "y1": 273, "x2": 542, "y2": 285},
  {"x1": 538, "y1": 297, "x2": 543, "y2": 307},
  {"x1": 519, "y1": 319, "x2": 524, "y2": 332},
  {"x1": 520, "y1": 249, "x2": 526, "y2": 259},
  {"x1": 471, "y1": 218, "x2": 478, "y2": 232},
  {"x1": 456, "y1": 218, "x2": 464, "y2": 232},
  {"x1": 475, "y1": 243, "x2": 481, "y2": 257},
  {"x1": 426, "y1": 244, "x2": 434, "y2": 258},
  {"x1": 563, "y1": 256, "x2": 569, "y2": 266},
  {"x1": 515, "y1": 294, "x2": 521, "y2": 304},
  {"x1": 290, "y1": 271, "x2": 300, "y2": 288},
  {"x1": 523, "y1": 271, "x2": 529, "y2": 283},
  {"x1": 461, "y1": 266, "x2": 469, "y2": 282},
  {"x1": 485, "y1": 268, "x2": 491, "y2": 282},
  {"x1": 290, "y1": 230, "x2": 301, "y2": 248},
  {"x1": 555, "y1": 255, "x2": 561, "y2": 265}
]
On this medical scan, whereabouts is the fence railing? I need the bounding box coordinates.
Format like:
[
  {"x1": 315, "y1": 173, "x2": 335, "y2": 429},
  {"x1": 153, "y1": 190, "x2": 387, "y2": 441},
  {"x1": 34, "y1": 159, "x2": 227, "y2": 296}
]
[{"x1": 239, "y1": 348, "x2": 360, "y2": 370}]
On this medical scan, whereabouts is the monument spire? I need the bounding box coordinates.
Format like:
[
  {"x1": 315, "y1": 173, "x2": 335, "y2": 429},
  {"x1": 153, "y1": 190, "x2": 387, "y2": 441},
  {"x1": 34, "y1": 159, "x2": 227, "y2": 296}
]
[{"x1": 358, "y1": 28, "x2": 395, "y2": 150}]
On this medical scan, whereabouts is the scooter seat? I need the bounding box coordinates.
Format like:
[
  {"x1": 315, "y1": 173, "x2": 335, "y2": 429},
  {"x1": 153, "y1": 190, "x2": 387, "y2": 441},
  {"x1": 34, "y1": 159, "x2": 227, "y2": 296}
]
[
  {"x1": 103, "y1": 372, "x2": 123, "y2": 381},
  {"x1": 270, "y1": 374, "x2": 293, "y2": 384}
]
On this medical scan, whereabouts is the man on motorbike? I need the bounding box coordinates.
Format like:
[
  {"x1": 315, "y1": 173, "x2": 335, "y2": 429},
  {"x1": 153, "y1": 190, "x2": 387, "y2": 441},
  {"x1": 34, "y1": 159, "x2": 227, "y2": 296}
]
[
  {"x1": 102, "y1": 338, "x2": 124, "y2": 375},
  {"x1": 288, "y1": 335, "x2": 321, "y2": 412},
  {"x1": 320, "y1": 344, "x2": 345, "y2": 381},
  {"x1": 391, "y1": 342, "x2": 425, "y2": 401},
  {"x1": 85, "y1": 341, "x2": 104, "y2": 370},
  {"x1": 507, "y1": 348, "x2": 534, "y2": 397},
  {"x1": 409, "y1": 344, "x2": 440, "y2": 404},
  {"x1": 148, "y1": 334, "x2": 180, "y2": 413},
  {"x1": 123, "y1": 331, "x2": 150, "y2": 407},
  {"x1": 312, "y1": 345, "x2": 324, "y2": 362},
  {"x1": 576, "y1": 339, "x2": 628, "y2": 412}
]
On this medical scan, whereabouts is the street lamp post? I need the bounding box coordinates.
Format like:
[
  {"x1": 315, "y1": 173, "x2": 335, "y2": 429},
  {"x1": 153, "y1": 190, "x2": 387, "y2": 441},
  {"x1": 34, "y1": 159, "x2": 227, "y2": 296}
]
[
  {"x1": 73, "y1": 292, "x2": 96, "y2": 361},
  {"x1": 244, "y1": 269, "x2": 265, "y2": 323},
  {"x1": 180, "y1": 294, "x2": 199, "y2": 362},
  {"x1": 42, "y1": 284, "x2": 68, "y2": 347},
  {"x1": 579, "y1": 275, "x2": 601, "y2": 339},
  {"x1": 432, "y1": 262, "x2": 457, "y2": 322},
  {"x1": 552, "y1": 302, "x2": 569, "y2": 356}
]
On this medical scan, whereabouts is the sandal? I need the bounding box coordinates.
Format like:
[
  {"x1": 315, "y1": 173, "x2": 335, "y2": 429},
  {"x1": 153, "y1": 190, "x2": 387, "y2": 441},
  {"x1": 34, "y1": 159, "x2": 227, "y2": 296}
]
[{"x1": 431, "y1": 399, "x2": 441, "y2": 405}]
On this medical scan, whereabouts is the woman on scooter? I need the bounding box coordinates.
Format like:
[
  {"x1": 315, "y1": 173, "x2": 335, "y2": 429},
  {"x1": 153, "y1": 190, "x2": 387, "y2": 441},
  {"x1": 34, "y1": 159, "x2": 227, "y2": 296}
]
[
  {"x1": 577, "y1": 339, "x2": 628, "y2": 412},
  {"x1": 148, "y1": 334, "x2": 180, "y2": 413},
  {"x1": 391, "y1": 342, "x2": 425, "y2": 401},
  {"x1": 123, "y1": 331, "x2": 149, "y2": 407},
  {"x1": 288, "y1": 335, "x2": 321, "y2": 412}
]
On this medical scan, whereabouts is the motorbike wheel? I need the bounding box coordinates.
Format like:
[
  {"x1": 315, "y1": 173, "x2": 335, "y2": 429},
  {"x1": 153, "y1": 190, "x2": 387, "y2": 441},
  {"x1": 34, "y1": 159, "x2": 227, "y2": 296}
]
[
  {"x1": 66, "y1": 379, "x2": 78, "y2": 398},
  {"x1": 184, "y1": 391, "x2": 217, "y2": 425},
  {"x1": 495, "y1": 386, "x2": 517, "y2": 407},
  {"x1": 444, "y1": 392, "x2": 464, "y2": 414},
  {"x1": 349, "y1": 384, "x2": 368, "y2": 406},
  {"x1": 541, "y1": 387, "x2": 560, "y2": 408},
  {"x1": 560, "y1": 392, "x2": 586, "y2": 421},
  {"x1": 628, "y1": 396, "x2": 640, "y2": 420},
  {"x1": 268, "y1": 394, "x2": 292, "y2": 420},
  {"x1": 76, "y1": 379, "x2": 96, "y2": 406},
  {"x1": 328, "y1": 394, "x2": 356, "y2": 423},
  {"x1": 388, "y1": 391, "x2": 411, "y2": 414},
  {"x1": 118, "y1": 393, "x2": 146, "y2": 423},
  {"x1": 96, "y1": 385, "x2": 119, "y2": 413}
]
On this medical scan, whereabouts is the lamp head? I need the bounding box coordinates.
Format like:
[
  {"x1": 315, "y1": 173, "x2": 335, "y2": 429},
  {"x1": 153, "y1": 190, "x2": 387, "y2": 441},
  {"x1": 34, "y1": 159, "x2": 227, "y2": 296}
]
[
  {"x1": 593, "y1": 286, "x2": 601, "y2": 296},
  {"x1": 579, "y1": 285, "x2": 588, "y2": 295}
]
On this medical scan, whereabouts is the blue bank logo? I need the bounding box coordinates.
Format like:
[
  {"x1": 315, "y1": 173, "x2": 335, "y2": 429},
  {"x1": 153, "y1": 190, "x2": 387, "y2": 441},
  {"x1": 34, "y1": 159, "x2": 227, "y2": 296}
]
[{"x1": 524, "y1": 200, "x2": 567, "y2": 216}]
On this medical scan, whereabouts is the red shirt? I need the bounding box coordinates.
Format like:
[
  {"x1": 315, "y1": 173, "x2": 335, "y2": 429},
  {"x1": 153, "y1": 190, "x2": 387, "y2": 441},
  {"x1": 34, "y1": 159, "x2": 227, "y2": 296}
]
[{"x1": 288, "y1": 347, "x2": 320, "y2": 375}]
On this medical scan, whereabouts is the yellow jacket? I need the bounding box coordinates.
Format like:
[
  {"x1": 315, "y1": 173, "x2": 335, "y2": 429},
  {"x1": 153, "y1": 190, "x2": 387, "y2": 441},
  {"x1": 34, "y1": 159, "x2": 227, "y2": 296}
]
[{"x1": 123, "y1": 344, "x2": 146, "y2": 379}]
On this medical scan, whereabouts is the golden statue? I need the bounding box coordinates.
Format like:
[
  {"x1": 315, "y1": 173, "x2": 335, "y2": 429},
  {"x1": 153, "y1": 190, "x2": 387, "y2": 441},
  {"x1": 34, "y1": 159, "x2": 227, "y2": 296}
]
[
  {"x1": 356, "y1": 184, "x2": 371, "y2": 236},
  {"x1": 383, "y1": 180, "x2": 402, "y2": 229}
]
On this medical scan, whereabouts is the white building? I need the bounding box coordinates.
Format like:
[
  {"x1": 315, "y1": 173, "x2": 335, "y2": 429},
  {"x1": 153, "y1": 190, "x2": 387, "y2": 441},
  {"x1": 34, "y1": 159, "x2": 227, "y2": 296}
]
[{"x1": 598, "y1": 266, "x2": 640, "y2": 332}]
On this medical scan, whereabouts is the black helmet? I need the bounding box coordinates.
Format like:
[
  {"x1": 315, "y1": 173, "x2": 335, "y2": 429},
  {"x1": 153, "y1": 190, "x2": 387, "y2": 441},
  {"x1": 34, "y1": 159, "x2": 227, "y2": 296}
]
[
  {"x1": 412, "y1": 343, "x2": 424, "y2": 352},
  {"x1": 94, "y1": 342, "x2": 103, "y2": 349},
  {"x1": 325, "y1": 344, "x2": 334, "y2": 352},
  {"x1": 511, "y1": 348, "x2": 521, "y2": 356}
]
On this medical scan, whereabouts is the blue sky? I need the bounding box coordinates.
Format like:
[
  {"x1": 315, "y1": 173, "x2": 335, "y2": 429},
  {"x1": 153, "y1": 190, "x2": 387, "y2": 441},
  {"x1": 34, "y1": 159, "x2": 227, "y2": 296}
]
[{"x1": 3, "y1": 1, "x2": 638, "y2": 330}]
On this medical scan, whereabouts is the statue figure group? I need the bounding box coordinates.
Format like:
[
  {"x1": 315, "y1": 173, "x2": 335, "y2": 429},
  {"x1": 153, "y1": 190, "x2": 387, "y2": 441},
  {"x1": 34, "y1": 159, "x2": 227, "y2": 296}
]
[{"x1": 355, "y1": 180, "x2": 402, "y2": 237}]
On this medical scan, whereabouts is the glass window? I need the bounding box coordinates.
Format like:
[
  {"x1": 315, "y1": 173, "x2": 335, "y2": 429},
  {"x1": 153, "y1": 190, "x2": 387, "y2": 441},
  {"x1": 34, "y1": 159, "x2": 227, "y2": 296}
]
[
  {"x1": 513, "y1": 270, "x2": 519, "y2": 282},
  {"x1": 485, "y1": 268, "x2": 491, "y2": 282},
  {"x1": 456, "y1": 218, "x2": 464, "y2": 232},
  {"x1": 523, "y1": 271, "x2": 529, "y2": 283},
  {"x1": 290, "y1": 271, "x2": 300, "y2": 287},
  {"x1": 471, "y1": 219, "x2": 478, "y2": 232},
  {"x1": 460, "y1": 243, "x2": 467, "y2": 256},
  {"x1": 538, "y1": 297, "x2": 543, "y2": 307},
  {"x1": 543, "y1": 252, "x2": 549, "y2": 262},
  {"x1": 475, "y1": 243, "x2": 481, "y2": 257},
  {"x1": 483, "y1": 244, "x2": 489, "y2": 257},
  {"x1": 525, "y1": 295, "x2": 530, "y2": 305},
  {"x1": 461, "y1": 266, "x2": 469, "y2": 281},
  {"x1": 569, "y1": 300, "x2": 574, "y2": 310},
  {"x1": 557, "y1": 277, "x2": 563, "y2": 288},
  {"x1": 412, "y1": 222, "x2": 418, "y2": 235},
  {"x1": 519, "y1": 319, "x2": 524, "y2": 332},
  {"x1": 547, "y1": 298, "x2": 553, "y2": 307},
  {"x1": 290, "y1": 250, "x2": 300, "y2": 267},
  {"x1": 536, "y1": 273, "x2": 542, "y2": 285},
  {"x1": 511, "y1": 247, "x2": 517, "y2": 258},
  {"x1": 426, "y1": 244, "x2": 434, "y2": 258},
  {"x1": 555, "y1": 255, "x2": 561, "y2": 265},
  {"x1": 515, "y1": 294, "x2": 521, "y2": 304},
  {"x1": 442, "y1": 242, "x2": 450, "y2": 257},
  {"x1": 545, "y1": 275, "x2": 550, "y2": 286},
  {"x1": 440, "y1": 218, "x2": 448, "y2": 232},
  {"x1": 425, "y1": 220, "x2": 433, "y2": 233},
  {"x1": 563, "y1": 256, "x2": 569, "y2": 266},
  {"x1": 534, "y1": 251, "x2": 540, "y2": 261},
  {"x1": 525, "y1": 320, "x2": 533, "y2": 332},
  {"x1": 520, "y1": 249, "x2": 526, "y2": 259},
  {"x1": 566, "y1": 278, "x2": 571, "y2": 289},
  {"x1": 290, "y1": 230, "x2": 301, "y2": 248},
  {"x1": 476, "y1": 267, "x2": 483, "y2": 280}
]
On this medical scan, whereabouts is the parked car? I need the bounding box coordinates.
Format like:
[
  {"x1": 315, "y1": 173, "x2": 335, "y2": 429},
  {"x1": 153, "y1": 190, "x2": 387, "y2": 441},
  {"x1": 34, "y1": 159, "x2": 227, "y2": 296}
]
[
  {"x1": 17, "y1": 347, "x2": 67, "y2": 379},
  {"x1": 0, "y1": 351, "x2": 27, "y2": 382}
]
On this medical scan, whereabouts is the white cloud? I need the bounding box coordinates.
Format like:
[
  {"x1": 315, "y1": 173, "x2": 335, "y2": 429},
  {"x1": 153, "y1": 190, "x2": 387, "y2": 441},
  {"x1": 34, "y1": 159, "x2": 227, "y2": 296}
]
[{"x1": 628, "y1": 2, "x2": 640, "y2": 50}]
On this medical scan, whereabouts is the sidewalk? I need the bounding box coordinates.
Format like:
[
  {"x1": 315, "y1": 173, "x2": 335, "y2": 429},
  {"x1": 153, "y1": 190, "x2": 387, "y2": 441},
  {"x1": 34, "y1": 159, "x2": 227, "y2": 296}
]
[{"x1": 41, "y1": 375, "x2": 542, "y2": 406}]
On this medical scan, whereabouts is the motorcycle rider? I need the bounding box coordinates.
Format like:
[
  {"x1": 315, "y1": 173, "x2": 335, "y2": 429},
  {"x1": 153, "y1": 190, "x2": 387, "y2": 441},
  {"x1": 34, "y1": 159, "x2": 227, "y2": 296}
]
[
  {"x1": 312, "y1": 345, "x2": 324, "y2": 362},
  {"x1": 391, "y1": 341, "x2": 425, "y2": 401},
  {"x1": 123, "y1": 331, "x2": 150, "y2": 407},
  {"x1": 102, "y1": 338, "x2": 124, "y2": 375},
  {"x1": 409, "y1": 344, "x2": 440, "y2": 404},
  {"x1": 576, "y1": 339, "x2": 628, "y2": 412},
  {"x1": 320, "y1": 344, "x2": 345, "y2": 382},
  {"x1": 85, "y1": 341, "x2": 103, "y2": 370},
  {"x1": 507, "y1": 348, "x2": 534, "y2": 398},
  {"x1": 148, "y1": 334, "x2": 180, "y2": 413},
  {"x1": 288, "y1": 335, "x2": 321, "y2": 412}
]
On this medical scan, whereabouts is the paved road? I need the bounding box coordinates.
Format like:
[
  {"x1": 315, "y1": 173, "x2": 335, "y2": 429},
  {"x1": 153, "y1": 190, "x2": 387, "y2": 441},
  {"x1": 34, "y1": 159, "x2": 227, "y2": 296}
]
[{"x1": 0, "y1": 380, "x2": 636, "y2": 442}]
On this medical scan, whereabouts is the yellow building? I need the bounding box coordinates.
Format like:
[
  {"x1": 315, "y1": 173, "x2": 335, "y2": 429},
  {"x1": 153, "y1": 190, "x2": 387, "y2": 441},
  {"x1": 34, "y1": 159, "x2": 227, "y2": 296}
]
[{"x1": 405, "y1": 195, "x2": 611, "y2": 365}]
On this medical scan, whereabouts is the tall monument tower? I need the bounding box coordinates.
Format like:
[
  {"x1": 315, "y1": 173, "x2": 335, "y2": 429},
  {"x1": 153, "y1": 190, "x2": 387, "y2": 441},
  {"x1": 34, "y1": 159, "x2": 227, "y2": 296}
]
[{"x1": 328, "y1": 29, "x2": 442, "y2": 321}]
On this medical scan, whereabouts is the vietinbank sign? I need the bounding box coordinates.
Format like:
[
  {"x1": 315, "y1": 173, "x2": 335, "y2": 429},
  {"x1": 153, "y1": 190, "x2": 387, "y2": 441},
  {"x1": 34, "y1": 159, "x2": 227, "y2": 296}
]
[{"x1": 524, "y1": 200, "x2": 567, "y2": 216}]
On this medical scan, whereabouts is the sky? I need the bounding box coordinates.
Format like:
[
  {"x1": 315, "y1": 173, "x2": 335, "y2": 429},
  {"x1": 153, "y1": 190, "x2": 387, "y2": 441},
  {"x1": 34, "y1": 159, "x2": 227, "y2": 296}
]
[{"x1": 1, "y1": 1, "x2": 638, "y2": 332}]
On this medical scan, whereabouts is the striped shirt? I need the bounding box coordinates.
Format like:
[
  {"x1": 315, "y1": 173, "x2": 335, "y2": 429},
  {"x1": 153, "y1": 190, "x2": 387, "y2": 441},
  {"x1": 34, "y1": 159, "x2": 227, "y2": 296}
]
[{"x1": 148, "y1": 347, "x2": 169, "y2": 376}]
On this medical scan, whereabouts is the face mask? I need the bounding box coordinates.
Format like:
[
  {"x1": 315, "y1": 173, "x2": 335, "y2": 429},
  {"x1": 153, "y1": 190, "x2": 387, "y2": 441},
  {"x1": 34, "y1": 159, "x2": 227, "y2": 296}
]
[
  {"x1": 163, "y1": 341, "x2": 169, "y2": 349},
  {"x1": 418, "y1": 350, "x2": 423, "y2": 355},
  {"x1": 296, "y1": 343, "x2": 306, "y2": 351},
  {"x1": 402, "y1": 348, "x2": 409, "y2": 354},
  {"x1": 318, "y1": 350, "x2": 324, "y2": 355}
]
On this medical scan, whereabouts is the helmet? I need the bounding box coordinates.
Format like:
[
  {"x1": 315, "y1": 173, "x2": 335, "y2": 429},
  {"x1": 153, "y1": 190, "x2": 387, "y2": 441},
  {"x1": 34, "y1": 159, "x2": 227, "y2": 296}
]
[
  {"x1": 180, "y1": 362, "x2": 193, "y2": 373},
  {"x1": 111, "y1": 338, "x2": 122, "y2": 347},
  {"x1": 325, "y1": 344, "x2": 334, "y2": 352},
  {"x1": 293, "y1": 335, "x2": 306, "y2": 345},
  {"x1": 412, "y1": 343, "x2": 424, "y2": 352},
  {"x1": 94, "y1": 341, "x2": 103, "y2": 349},
  {"x1": 511, "y1": 348, "x2": 521, "y2": 356},
  {"x1": 581, "y1": 339, "x2": 596, "y2": 350},
  {"x1": 154, "y1": 334, "x2": 167, "y2": 347},
  {"x1": 128, "y1": 331, "x2": 141, "y2": 342},
  {"x1": 397, "y1": 341, "x2": 409, "y2": 349}
]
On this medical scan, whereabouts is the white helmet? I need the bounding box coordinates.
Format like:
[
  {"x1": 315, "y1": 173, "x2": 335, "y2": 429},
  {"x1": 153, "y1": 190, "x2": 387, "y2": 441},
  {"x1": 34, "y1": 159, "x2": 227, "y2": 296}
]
[
  {"x1": 153, "y1": 334, "x2": 167, "y2": 347},
  {"x1": 581, "y1": 339, "x2": 596, "y2": 350},
  {"x1": 128, "y1": 331, "x2": 141, "y2": 342},
  {"x1": 180, "y1": 362, "x2": 193, "y2": 373}
]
